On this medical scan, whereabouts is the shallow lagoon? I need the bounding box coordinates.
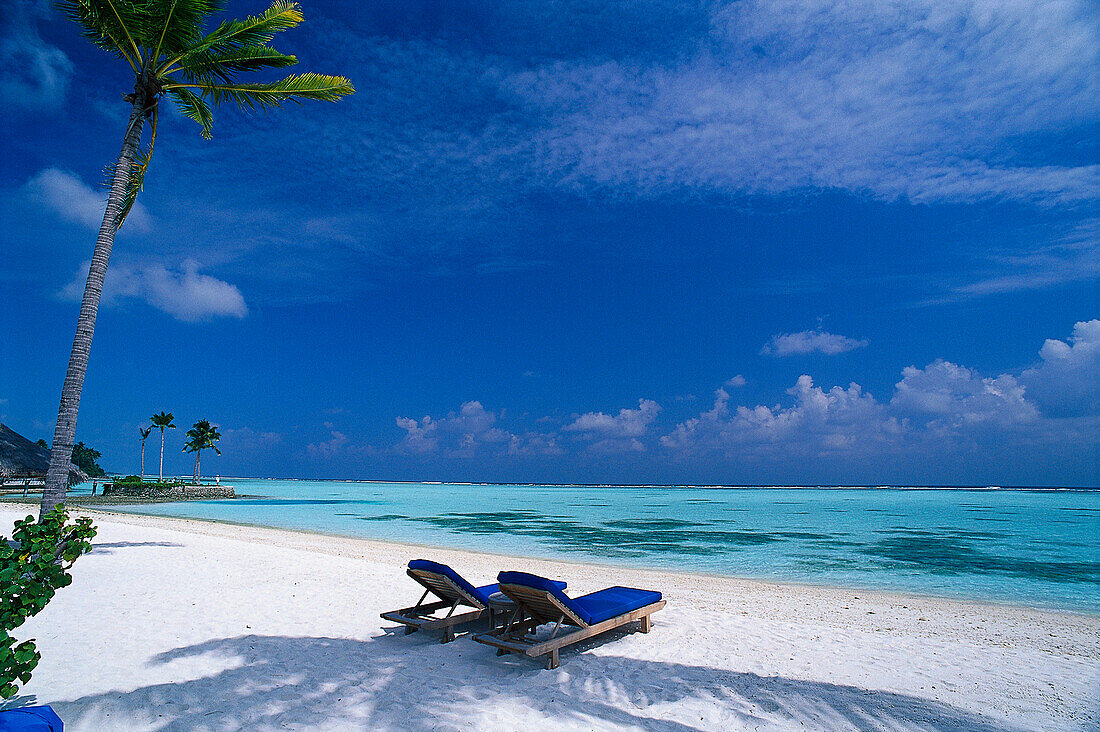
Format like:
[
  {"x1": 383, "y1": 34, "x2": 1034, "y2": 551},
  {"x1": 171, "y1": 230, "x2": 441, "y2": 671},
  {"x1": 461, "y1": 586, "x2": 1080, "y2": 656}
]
[{"x1": 98, "y1": 480, "x2": 1100, "y2": 612}]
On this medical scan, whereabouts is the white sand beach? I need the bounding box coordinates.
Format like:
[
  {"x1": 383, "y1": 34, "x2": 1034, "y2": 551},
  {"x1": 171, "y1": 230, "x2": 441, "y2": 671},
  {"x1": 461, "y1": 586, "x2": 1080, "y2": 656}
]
[{"x1": 5, "y1": 505, "x2": 1098, "y2": 731}]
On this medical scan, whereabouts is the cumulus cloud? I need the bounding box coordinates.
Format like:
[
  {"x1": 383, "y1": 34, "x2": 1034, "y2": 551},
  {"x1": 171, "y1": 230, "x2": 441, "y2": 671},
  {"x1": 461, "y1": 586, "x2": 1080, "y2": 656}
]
[
  {"x1": 61, "y1": 260, "x2": 248, "y2": 322},
  {"x1": 725, "y1": 375, "x2": 747, "y2": 387},
  {"x1": 891, "y1": 360, "x2": 1037, "y2": 428},
  {"x1": 306, "y1": 429, "x2": 350, "y2": 459},
  {"x1": 1019, "y1": 319, "x2": 1100, "y2": 418},
  {"x1": 663, "y1": 320, "x2": 1100, "y2": 459},
  {"x1": 26, "y1": 168, "x2": 152, "y2": 233},
  {"x1": 761, "y1": 330, "x2": 869, "y2": 357},
  {"x1": 395, "y1": 401, "x2": 561, "y2": 457},
  {"x1": 374, "y1": 320, "x2": 1096, "y2": 474},
  {"x1": 564, "y1": 399, "x2": 661, "y2": 438},
  {"x1": 0, "y1": 1, "x2": 72, "y2": 111},
  {"x1": 662, "y1": 379, "x2": 900, "y2": 457}
]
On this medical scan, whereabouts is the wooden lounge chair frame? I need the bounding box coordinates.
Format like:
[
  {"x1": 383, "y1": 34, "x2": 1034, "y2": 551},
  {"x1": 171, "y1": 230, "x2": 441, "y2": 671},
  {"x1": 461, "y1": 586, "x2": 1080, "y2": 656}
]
[
  {"x1": 473, "y1": 581, "x2": 666, "y2": 669},
  {"x1": 380, "y1": 566, "x2": 489, "y2": 643}
]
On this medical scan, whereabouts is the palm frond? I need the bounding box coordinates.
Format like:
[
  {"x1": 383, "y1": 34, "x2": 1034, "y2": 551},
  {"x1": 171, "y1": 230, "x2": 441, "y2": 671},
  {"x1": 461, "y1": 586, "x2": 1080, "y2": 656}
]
[
  {"x1": 114, "y1": 104, "x2": 158, "y2": 228},
  {"x1": 56, "y1": 0, "x2": 143, "y2": 70},
  {"x1": 160, "y1": 0, "x2": 302, "y2": 74},
  {"x1": 136, "y1": 0, "x2": 223, "y2": 60},
  {"x1": 166, "y1": 72, "x2": 354, "y2": 111},
  {"x1": 175, "y1": 45, "x2": 298, "y2": 85},
  {"x1": 166, "y1": 86, "x2": 214, "y2": 138}
]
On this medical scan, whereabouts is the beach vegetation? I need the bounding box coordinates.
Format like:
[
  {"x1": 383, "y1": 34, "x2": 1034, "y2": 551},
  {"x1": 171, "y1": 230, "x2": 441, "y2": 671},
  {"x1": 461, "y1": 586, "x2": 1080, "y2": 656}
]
[
  {"x1": 150, "y1": 411, "x2": 176, "y2": 483},
  {"x1": 0, "y1": 506, "x2": 96, "y2": 698},
  {"x1": 39, "y1": 0, "x2": 354, "y2": 518},
  {"x1": 183, "y1": 420, "x2": 222, "y2": 484}
]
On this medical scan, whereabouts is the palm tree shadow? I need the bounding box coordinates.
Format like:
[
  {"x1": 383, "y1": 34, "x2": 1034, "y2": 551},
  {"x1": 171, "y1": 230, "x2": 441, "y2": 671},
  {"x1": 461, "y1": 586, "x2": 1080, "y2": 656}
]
[
  {"x1": 49, "y1": 634, "x2": 1023, "y2": 731},
  {"x1": 89, "y1": 541, "x2": 183, "y2": 554}
]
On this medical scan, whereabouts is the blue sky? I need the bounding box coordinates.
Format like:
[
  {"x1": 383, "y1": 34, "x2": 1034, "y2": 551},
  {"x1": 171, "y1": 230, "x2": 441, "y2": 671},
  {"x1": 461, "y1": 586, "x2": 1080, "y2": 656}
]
[{"x1": 1, "y1": 0, "x2": 1097, "y2": 485}]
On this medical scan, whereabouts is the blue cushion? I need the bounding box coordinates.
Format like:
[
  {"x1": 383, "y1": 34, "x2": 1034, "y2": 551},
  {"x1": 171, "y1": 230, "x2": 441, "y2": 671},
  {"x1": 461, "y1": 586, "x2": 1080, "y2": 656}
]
[
  {"x1": 475, "y1": 582, "x2": 500, "y2": 598},
  {"x1": 408, "y1": 562, "x2": 563, "y2": 606},
  {"x1": 408, "y1": 559, "x2": 493, "y2": 605},
  {"x1": 572, "y1": 586, "x2": 663, "y2": 625},
  {"x1": 498, "y1": 570, "x2": 574, "y2": 610},
  {"x1": 498, "y1": 571, "x2": 661, "y2": 625},
  {"x1": 0, "y1": 706, "x2": 63, "y2": 732}
]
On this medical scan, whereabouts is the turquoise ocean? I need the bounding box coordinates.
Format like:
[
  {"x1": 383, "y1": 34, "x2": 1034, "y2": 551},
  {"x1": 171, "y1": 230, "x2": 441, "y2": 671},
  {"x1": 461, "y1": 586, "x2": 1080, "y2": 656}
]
[{"x1": 84, "y1": 479, "x2": 1099, "y2": 613}]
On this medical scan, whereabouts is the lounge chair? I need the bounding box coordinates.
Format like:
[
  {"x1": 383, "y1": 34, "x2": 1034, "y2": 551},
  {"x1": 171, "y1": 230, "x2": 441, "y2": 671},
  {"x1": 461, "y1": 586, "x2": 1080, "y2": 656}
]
[
  {"x1": 473, "y1": 571, "x2": 665, "y2": 668},
  {"x1": 380, "y1": 560, "x2": 565, "y2": 643},
  {"x1": 0, "y1": 705, "x2": 64, "y2": 731}
]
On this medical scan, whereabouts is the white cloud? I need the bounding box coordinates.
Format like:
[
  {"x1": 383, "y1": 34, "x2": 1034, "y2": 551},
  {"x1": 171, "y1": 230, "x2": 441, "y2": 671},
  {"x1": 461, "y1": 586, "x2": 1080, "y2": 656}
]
[
  {"x1": 931, "y1": 220, "x2": 1100, "y2": 304},
  {"x1": 61, "y1": 260, "x2": 248, "y2": 322},
  {"x1": 373, "y1": 321, "x2": 1096, "y2": 472},
  {"x1": 564, "y1": 399, "x2": 661, "y2": 438},
  {"x1": 0, "y1": 1, "x2": 72, "y2": 111},
  {"x1": 495, "y1": 0, "x2": 1098, "y2": 205},
  {"x1": 1019, "y1": 319, "x2": 1100, "y2": 418},
  {"x1": 25, "y1": 168, "x2": 152, "y2": 233},
  {"x1": 891, "y1": 360, "x2": 1037, "y2": 428},
  {"x1": 306, "y1": 429, "x2": 349, "y2": 459},
  {"x1": 761, "y1": 330, "x2": 868, "y2": 356},
  {"x1": 665, "y1": 319, "x2": 1100, "y2": 458},
  {"x1": 662, "y1": 378, "x2": 900, "y2": 457},
  {"x1": 396, "y1": 401, "x2": 561, "y2": 457},
  {"x1": 725, "y1": 375, "x2": 747, "y2": 387}
]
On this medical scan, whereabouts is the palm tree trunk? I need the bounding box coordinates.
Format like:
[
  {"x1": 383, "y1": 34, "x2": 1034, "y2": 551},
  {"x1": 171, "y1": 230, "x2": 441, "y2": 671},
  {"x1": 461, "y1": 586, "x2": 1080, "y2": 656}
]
[
  {"x1": 194, "y1": 451, "x2": 201, "y2": 484},
  {"x1": 140, "y1": 440, "x2": 145, "y2": 479},
  {"x1": 41, "y1": 88, "x2": 148, "y2": 519},
  {"x1": 159, "y1": 429, "x2": 165, "y2": 482}
]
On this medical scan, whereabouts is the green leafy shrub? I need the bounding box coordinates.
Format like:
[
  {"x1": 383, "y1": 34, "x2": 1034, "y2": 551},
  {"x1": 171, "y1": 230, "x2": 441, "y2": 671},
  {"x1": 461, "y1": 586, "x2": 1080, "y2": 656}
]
[
  {"x1": 0, "y1": 506, "x2": 96, "y2": 698},
  {"x1": 115, "y1": 475, "x2": 143, "y2": 484}
]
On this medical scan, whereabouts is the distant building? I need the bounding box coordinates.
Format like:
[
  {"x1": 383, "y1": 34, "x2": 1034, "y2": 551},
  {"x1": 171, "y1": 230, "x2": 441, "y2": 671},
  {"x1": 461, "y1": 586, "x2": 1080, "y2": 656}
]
[{"x1": 0, "y1": 423, "x2": 89, "y2": 486}]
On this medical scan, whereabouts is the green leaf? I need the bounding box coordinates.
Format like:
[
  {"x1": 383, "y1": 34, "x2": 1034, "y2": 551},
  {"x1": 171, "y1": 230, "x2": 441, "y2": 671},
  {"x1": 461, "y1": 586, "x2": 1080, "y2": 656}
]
[
  {"x1": 167, "y1": 87, "x2": 215, "y2": 138},
  {"x1": 180, "y1": 72, "x2": 355, "y2": 111}
]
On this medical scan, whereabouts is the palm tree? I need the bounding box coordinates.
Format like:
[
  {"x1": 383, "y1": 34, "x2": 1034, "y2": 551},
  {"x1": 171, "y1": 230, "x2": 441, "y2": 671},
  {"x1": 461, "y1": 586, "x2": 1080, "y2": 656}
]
[
  {"x1": 149, "y1": 411, "x2": 176, "y2": 482},
  {"x1": 139, "y1": 426, "x2": 152, "y2": 478},
  {"x1": 183, "y1": 419, "x2": 221, "y2": 484},
  {"x1": 40, "y1": 1, "x2": 353, "y2": 517}
]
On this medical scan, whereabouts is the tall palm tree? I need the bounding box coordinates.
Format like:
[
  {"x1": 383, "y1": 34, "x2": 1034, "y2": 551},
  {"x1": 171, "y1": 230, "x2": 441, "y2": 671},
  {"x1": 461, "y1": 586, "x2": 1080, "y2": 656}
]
[
  {"x1": 149, "y1": 411, "x2": 176, "y2": 482},
  {"x1": 40, "y1": 1, "x2": 353, "y2": 517},
  {"x1": 183, "y1": 419, "x2": 221, "y2": 484},
  {"x1": 139, "y1": 426, "x2": 152, "y2": 478}
]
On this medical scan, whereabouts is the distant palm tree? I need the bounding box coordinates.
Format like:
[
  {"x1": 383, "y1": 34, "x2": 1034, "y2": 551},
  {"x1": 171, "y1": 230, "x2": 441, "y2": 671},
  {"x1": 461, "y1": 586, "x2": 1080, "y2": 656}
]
[
  {"x1": 40, "y1": 0, "x2": 354, "y2": 518},
  {"x1": 183, "y1": 420, "x2": 221, "y2": 484},
  {"x1": 139, "y1": 426, "x2": 152, "y2": 478},
  {"x1": 150, "y1": 411, "x2": 176, "y2": 482}
]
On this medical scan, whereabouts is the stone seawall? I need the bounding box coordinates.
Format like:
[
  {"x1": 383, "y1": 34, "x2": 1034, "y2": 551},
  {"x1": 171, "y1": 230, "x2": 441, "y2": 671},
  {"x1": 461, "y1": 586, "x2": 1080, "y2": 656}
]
[{"x1": 103, "y1": 484, "x2": 235, "y2": 499}]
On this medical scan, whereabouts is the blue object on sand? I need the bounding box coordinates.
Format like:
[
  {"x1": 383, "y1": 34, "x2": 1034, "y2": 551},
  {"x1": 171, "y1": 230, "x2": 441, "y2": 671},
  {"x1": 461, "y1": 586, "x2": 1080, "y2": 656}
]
[
  {"x1": 383, "y1": 560, "x2": 567, "y2": 642},
  {"x1": 408, "y1": 559, "x2": 500, "y2": 605},
  {"x1": 0, "y1": 706, "x2": 64, "y2": 732},
  {"x1": 497, "y1": 571, "x2": 662, "y2": 624},
  {"x1": 476, "y1": 571, "x2": 666, "y2": 668}
]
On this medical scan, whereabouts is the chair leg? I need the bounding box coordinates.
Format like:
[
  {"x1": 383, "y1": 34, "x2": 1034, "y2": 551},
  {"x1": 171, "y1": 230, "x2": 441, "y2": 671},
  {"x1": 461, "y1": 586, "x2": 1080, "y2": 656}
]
[
  {"x1": 441, "y1": 627, "x2": 456, "y2": 644},
  {"x1": 640, "y1": 615, "x2": 651, "y2": 633},
  {"x1": 496, "y1": 648, "x2": 509, "y2": 656},
  {"x1": 545, "y1": 648, "x2": 559, "y2": 670},
  {"x1": 404, "y1": 625, "x2": 418, "y2": 635}
]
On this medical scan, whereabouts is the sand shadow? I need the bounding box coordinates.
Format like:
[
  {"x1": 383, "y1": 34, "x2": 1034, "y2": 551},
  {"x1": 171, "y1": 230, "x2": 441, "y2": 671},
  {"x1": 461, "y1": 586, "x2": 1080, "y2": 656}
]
[
  {"x1": 47, "y1": 633, "x2": 1026, "y2": 731},
  {"x1": 89, "y1": 541, "x2": 184, "y2": 554}
]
